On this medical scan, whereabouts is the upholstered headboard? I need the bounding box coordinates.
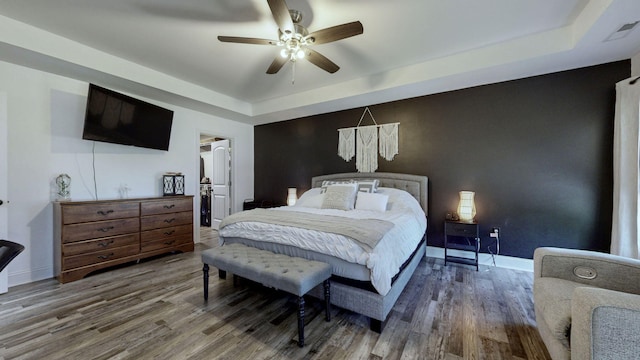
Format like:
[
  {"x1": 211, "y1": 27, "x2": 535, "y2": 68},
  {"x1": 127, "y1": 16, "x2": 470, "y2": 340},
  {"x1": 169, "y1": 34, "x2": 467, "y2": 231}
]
[{"x1": 311, "y1": 172, "x2": 428, "y2": 216}]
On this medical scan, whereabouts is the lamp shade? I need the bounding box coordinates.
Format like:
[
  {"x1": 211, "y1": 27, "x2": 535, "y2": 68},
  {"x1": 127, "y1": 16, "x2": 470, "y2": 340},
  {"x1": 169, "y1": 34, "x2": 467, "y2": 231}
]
[
  {"x1": 287, "y1": 188, "x2": 297, "y2": 206},
  {"x1": 457, "y1": 191, "x2": 476, "y2": 223}
]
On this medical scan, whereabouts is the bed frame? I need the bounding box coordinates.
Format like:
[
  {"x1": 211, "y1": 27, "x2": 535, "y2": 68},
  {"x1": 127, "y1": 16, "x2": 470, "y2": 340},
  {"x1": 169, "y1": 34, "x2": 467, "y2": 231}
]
[{"x1": 307, "y1": 172, "x2": 428, "y2": 332}]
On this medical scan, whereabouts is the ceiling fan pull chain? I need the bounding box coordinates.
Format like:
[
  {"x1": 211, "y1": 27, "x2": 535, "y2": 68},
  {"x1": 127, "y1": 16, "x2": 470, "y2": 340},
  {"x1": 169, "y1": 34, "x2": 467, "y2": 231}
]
[{"x1": 292, "y1": 60, "x2": 296, "y2": 85}]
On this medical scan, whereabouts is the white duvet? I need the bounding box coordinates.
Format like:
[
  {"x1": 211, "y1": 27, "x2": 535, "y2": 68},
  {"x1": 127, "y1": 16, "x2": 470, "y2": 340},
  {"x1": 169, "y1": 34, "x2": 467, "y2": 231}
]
[{"x1": 218, "y1": 187, "x2": 427, "y2": 295}]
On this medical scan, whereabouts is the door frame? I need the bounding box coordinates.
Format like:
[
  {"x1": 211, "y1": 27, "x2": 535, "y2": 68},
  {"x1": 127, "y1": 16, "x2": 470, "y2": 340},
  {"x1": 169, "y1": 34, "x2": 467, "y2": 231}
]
[{"x1": 1, "y1": 93, "x2": 9, "y2": 292}]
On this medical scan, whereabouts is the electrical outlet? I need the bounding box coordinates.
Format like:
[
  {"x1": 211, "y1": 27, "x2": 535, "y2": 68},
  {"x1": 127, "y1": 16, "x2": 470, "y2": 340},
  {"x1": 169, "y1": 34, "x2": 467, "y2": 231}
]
[{"x1": 490, "y1": 227, "x2": 500, "y2": 238}]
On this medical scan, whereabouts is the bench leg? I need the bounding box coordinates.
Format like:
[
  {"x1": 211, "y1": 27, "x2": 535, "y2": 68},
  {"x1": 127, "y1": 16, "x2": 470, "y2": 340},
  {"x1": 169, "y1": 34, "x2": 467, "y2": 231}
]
[
  {"x1": 203, "y1": 264, "x2": 209, "y2": 301},
  {"x1": 297, "y1": 296, "x2": 305, "y2": 347},
  {"x1": 324, "y1": 279, "x2": 331, "y2": 322}
]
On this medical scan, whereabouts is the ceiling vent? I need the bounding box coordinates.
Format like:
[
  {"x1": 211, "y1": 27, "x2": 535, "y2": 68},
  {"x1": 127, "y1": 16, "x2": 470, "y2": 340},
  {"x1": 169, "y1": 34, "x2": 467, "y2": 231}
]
[{"x1": 604, "y1": 21, "x2": 639, "y2": 41}]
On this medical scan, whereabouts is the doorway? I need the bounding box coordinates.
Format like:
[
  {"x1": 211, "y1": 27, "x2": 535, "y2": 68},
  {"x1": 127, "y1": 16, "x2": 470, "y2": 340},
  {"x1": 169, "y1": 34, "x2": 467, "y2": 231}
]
[{"x1": 199, "y1": 134, "x2": 231, "y2": 231}]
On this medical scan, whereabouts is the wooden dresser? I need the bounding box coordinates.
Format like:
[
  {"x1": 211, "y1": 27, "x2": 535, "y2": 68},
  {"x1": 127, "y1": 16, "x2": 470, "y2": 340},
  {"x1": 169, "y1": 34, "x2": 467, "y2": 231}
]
[{"x1": 54, "y1": 196, "x2": 194, "y2": 283}]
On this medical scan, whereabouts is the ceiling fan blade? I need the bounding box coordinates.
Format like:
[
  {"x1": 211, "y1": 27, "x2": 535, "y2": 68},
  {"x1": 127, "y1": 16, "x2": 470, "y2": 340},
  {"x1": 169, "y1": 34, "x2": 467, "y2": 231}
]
[
  {"x1": 267, "y1": 0, "x2": 294, "y2": 35},
  {"x1": 305, "y1": 49, "x2": 340, "y2": 74},
  {"x1": 306, "y1": 21, "x2": 363, "y2": 45},
  {"x1": 266, "y1": 56, "x2": 288, "y2": 74},
  {"x1": 218, "y1": 36, "x2": 277, "y2": 45}
]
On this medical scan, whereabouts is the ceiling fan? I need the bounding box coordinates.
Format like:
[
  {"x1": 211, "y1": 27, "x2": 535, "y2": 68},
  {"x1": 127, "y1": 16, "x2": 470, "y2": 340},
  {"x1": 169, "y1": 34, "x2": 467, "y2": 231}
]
[{"x1": 218, "y1": 0, "x2": 363, "y2": 76}]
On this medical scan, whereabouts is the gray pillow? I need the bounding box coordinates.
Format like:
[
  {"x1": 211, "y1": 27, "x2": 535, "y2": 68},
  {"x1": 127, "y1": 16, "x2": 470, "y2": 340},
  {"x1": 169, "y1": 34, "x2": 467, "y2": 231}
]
[
  {"x1": 355, "y1": 179, "x2": 380, "y2": 193},
  {"x1": 320, "y1": 180, "x2": 354, "y2": 193},
  {"x1": 321, "y1": 184, "x2": 358, "y2": 210}
]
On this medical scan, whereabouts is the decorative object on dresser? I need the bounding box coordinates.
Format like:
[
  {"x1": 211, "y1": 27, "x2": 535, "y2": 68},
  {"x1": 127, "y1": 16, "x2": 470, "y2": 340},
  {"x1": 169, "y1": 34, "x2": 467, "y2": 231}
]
[
  {"x1": 54, "y1": 196, "x2": 194, "y2": 283},
  {"x1": 55, "y1": 173, "x2": 71, "y2": 200},
  {"x1": 163, "y1": 173, "x2": 185, "y2": 196}
]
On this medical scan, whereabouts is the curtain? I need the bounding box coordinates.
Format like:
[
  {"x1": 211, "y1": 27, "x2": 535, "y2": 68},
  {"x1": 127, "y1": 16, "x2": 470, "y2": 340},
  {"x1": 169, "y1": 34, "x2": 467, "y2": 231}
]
[{"x1": 611, "y1": 77, "x2": 640, "y2": 258}]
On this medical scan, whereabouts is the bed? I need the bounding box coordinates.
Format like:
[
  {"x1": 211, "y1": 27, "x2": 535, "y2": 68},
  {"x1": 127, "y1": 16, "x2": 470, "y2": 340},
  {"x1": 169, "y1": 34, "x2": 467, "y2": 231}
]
[{"x1": 218, "y1": 172, "x2": 428, "y2": 332}]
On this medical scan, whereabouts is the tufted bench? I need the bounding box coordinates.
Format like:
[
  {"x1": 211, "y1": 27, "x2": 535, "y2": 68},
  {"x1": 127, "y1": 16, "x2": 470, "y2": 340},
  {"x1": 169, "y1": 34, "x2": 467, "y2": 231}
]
[{"x1": 201, "y1": 243, "x2": 332, "y2": 347}]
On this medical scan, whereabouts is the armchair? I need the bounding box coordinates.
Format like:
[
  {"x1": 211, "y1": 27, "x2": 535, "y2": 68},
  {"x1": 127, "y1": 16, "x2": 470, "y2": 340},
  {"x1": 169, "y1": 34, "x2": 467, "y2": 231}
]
[
  {"x1": 0, "y1": 240, "x2": 24, "y2": 272},
  {"x1": 533, "y1": 247, "x2": 640, "y2": 359}
]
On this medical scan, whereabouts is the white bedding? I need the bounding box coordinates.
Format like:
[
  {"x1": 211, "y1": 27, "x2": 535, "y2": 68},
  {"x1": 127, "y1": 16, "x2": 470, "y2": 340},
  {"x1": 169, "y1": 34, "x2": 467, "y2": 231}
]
[{"x1": 219, "y1": 187, "x2": 427, "y2": 295}]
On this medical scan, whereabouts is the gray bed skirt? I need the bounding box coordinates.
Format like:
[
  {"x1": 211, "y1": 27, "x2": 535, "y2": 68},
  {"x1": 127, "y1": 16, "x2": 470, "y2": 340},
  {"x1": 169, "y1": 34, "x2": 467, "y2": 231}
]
[{"x1": 308, "y1": 240, "x2": 425, "y2": 331}]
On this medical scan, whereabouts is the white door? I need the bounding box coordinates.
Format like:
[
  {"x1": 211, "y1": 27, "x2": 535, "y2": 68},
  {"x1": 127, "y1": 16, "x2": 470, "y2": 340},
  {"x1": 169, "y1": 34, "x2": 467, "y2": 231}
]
[
  {"x1": 1, "y1": 93, "x2": 9, "y2": 293},
  {"x1": 210, "y1": 139, "x2": 230, "y2": 229}
]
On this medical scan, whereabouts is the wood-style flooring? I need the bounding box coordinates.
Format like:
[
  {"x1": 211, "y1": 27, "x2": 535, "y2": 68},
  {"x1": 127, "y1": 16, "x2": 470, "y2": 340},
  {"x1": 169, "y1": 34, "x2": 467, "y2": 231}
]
[{"x1": 0, "y1": 228, "x2": 550, "y2": 359}]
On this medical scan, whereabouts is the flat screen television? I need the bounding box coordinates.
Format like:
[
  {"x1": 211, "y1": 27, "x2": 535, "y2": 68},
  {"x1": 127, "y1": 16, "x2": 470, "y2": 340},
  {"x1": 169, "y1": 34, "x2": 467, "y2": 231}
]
[{"x1": 82, "y1": 84, "x2": 174, "y2": 151}]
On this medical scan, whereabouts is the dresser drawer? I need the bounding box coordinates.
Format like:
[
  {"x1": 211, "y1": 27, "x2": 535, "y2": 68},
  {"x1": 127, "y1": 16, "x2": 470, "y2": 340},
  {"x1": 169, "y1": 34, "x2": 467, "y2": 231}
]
[
  {"x1": 62, "y1": 218, "x2": 140, "y2": 243},
  {"x1": 61, "y1": 202, "x2": 139, "y2": 224},
  {"x1": 141, "y1": 234, "x2": 193, "y2": 253},
  {"x1": 141, "y1": 197, "x2": 192, "y2": 216},
  {"x1": 62, "y1": 244, "x2": 140, "y2": 270},
  {"x1": 62, "y1": 234, "x2": 139, "y2": 257},
  {"x1": 140, "y1": 211, "x2": 192, "y2": 231},
  {"x1": 140, "y1": 224, "x2": 192, "y2": 243}
]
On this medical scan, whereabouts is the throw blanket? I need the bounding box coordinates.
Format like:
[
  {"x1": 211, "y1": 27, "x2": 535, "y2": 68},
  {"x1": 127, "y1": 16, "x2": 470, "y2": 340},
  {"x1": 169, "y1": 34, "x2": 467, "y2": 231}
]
[{"x1": 220, "y1": 208, "x2": 394, "y2": 252}]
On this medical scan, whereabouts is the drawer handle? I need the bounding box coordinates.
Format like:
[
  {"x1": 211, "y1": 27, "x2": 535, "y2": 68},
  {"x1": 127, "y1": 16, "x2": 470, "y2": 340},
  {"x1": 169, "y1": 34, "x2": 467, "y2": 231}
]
[
  {"x1": 98, "y1": 226, "x2": 114, "y2": 232},
  {"x1": 97, "y1": 253, "x2": 114, "y2": 260},
  {"x1": 164, "y1": 240, "x2": 175, "y2": 245},
  {"x1": 164, "y1": 218, "x2": 176, "y2": 223},
  {"x1": 163, "y1": 204, "x2": 176, "y2": 209},
  {"x1": 97, "y1": 210, "x2": 114, "y2": 216},
  {"x1": 97, "y1": 240, "x2": 114, "y2": 248},
  {"x1": 164, "y1": 230, "x2": 175, "y2": 236}
]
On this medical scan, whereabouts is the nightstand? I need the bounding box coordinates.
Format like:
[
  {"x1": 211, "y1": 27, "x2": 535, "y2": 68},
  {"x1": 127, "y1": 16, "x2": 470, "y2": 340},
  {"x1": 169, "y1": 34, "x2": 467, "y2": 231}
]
[
  {"x1": 242, "y1": 200, "x2": 284, "y2": 210},
  {"x1": 444, "y1": 221, "x2": 479, "y2": 271}
]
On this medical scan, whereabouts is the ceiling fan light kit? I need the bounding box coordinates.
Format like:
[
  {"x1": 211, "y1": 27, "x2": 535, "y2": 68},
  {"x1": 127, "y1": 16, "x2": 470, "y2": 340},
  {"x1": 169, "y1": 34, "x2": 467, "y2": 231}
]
[{"x1": 218, "y1": 0, "x2": 363, "y2": 80}]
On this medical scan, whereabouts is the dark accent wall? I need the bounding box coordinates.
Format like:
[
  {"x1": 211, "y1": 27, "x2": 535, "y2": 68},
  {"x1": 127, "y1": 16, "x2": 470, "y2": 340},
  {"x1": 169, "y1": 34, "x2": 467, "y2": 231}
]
[{"x1": 255, "y1": 61, "x2": 630, "y2": 259}]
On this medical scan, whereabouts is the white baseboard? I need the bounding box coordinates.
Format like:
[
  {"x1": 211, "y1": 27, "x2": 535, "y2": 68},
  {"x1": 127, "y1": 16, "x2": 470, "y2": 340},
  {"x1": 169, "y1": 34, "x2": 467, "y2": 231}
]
[
  {"x1": 0, "y1": 270, "x2": 7, "y2": 294},
  {"x1": 426, "y1": 246, "x2": 533, "y2": 272},
  {"x1": 3, "y1": 250, "x2": 531, "y2": 293},
  {"x1": 8, "y1": 266, "x2": 54, "y2": 289}
]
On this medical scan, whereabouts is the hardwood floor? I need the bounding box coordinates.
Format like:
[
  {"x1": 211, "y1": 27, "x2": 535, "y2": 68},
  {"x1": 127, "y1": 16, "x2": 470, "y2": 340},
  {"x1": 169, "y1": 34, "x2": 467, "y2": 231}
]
[{"x1": 0, "y1": 228, "x2": 550, "y2": 359}]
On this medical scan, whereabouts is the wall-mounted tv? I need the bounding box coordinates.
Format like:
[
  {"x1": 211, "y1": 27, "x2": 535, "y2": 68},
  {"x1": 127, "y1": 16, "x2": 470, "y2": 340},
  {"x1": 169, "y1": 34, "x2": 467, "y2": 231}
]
[{"x1": 82, "y1": 84, "x2": 174, "y2": 151}]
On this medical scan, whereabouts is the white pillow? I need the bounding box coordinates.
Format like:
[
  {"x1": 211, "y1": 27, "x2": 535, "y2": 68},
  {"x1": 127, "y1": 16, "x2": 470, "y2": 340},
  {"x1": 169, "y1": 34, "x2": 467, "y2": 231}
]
[
  {"x1": 295, "y1": 188, "x2": 322, "y2": 207},
  {"x1": 298, "y1": 193, "x2": 325, "y2": 208},
  {"x1": 355, "y1": 192, "x2": 389, "y2": 212},
  {"x1": 321, "y1": 183, "x2": 358, "y2": 210}
]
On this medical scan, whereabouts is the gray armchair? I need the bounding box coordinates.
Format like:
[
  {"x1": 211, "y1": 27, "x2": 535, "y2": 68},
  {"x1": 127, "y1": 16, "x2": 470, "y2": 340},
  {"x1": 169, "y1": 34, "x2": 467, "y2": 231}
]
[{"x1": 533, "y1": 247, "x2": 640, "y2": 359}]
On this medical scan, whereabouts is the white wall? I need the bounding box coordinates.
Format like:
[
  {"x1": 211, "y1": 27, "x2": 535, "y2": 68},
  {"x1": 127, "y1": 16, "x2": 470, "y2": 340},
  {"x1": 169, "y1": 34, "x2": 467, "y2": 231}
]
[
  {"x1": 632, "y1": 52, "x2": 640, "y2": 77},
  {"x1": 0, "y1": 60, "x2": 254, "y2": 287}
]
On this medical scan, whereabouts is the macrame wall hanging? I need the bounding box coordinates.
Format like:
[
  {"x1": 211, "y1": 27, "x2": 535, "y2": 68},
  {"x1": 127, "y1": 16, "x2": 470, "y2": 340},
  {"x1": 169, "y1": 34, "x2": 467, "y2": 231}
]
[{"x1": 337, "y1": 107, "x2": 399, "y2": 173}]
